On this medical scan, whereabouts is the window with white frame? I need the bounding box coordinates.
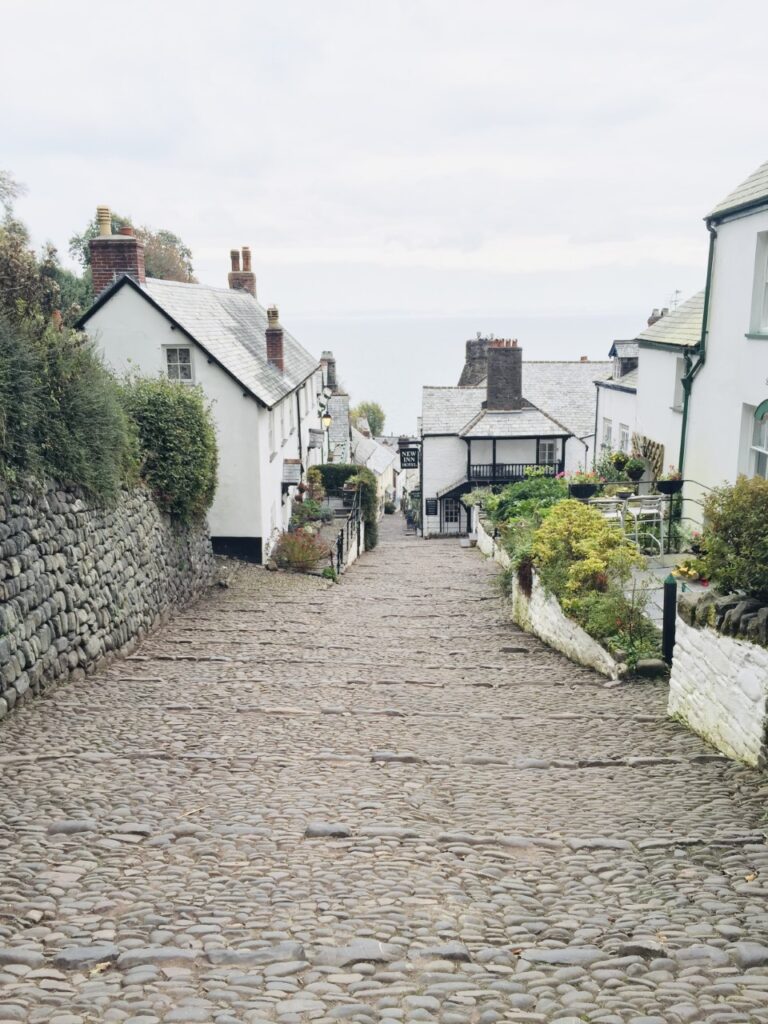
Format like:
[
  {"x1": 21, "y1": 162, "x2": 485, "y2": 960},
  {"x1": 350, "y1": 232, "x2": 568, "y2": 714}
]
[
  {"x1": 752, "y1": 406, "x2": 768, "y2": 478},
  {"x1": 268, "y1": 408, "x2": 276, "y2": 453},
  {"x1": 289, "y1": 394, "x2": 295, "y2": 433},
  {"x1": 165, "y1": 346, "x2": 193, "y2": 382},
  {"x1": 673, "y1": 357, "x2": 685, "y2": 410},
  {"x1": 602, "y1": 417, "x2": 612, "y2": 449},
  {"x1": 619, "y1": 423, "x2": 630, "y2": 453},
  {"x1": 444, "y1": 498, "x2": 460, "y2": 524},
  {"x1": 750, "y1": 232, "x2": 768, "y2": 335},
  {"x1": 539, "y1": 438, "x2": 557, "y2": 464}
]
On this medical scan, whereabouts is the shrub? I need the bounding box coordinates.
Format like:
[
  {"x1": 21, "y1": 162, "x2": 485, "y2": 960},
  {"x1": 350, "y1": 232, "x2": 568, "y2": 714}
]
[
  {"x1": 702, "y1": 475, "x2": 768, "y2": 601},
  {"x1": 0, "y1": 315, "x2": 136, "y2": 500},
  {"x1": 316, "y1": 463, "x2": 358, "y2": 492},
  {"x1": 493, "y1": 472, "x2": 567, "y2": 526},
  {"x1": 317, "y1": 463, "x2": 380, "y2": 549},
  {"x1": 272, "y1": 529, "x2": 330, "y2": 571},
  {"x1": 384, "y1": 500, "x2": 396, "y2": 514},
  {"x1": 121, "y1": 377, "x2": 217, "y2": 522},
  {"x1": 290, "y1": 498, "x2": 331, "y2": 528},
  {"x1": 532, "y1": 499, "x2": 644, "y2": 606},
  {"x1": 306, "y1": 466, "x2": 326, "y2": 502}
]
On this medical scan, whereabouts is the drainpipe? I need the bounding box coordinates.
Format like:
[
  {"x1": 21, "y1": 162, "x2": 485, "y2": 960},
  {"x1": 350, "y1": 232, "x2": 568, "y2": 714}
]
[
  {"x1": 592, "y1": 385, "x2": 600, "y2": 469},
  {"x1": 678, "y1": 219, "x2": 717, "y2": 472}
]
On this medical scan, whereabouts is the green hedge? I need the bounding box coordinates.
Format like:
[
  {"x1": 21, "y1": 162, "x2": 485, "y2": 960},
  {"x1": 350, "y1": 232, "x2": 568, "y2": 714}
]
[
  {"x1": 702, "y1": 476, "x2": 768, "y2": 601},
  {"x1": 121, "y1": 377, "x2": 217, "y2": 523},
  {"x1": 316, "y1": 463, "x2": 379, "y2": 550}
]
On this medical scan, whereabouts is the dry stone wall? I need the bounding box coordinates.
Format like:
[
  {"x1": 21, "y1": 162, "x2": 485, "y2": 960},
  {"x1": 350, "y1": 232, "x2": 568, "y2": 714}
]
[{"x1": 0, "y1": 483, "x2": 213, "y2": 720}]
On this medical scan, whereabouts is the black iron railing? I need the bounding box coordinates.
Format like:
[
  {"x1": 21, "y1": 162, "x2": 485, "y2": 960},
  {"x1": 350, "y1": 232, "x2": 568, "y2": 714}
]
[{"x1": 469, "y1": 461, "x2": 564, "y2": 482}]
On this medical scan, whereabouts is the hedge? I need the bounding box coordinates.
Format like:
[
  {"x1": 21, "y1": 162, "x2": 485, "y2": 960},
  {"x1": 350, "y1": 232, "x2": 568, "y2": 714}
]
[{"x1": 316, "y1": 462, "x2": 379, "y2": 550}]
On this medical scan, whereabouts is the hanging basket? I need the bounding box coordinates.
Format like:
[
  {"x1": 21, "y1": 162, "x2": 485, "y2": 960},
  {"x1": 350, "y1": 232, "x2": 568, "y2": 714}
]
[
  {"x1": 569, "y1": 483, "x2": 598, "y2": 499},
  {"x1": 656, "y1": 478, "x2": 683, "y2": 495}
]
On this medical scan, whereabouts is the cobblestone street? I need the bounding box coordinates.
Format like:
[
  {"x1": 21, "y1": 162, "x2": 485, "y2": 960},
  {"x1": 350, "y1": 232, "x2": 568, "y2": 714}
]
[{"x1": 1, "y1": 514, "x2": 768, "y2": 1024}]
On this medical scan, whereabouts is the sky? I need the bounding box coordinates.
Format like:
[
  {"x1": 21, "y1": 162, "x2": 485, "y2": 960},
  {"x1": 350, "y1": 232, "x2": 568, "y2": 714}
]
[{"x1": 2, "y1": 0, "x2": 767, "y2": 432}]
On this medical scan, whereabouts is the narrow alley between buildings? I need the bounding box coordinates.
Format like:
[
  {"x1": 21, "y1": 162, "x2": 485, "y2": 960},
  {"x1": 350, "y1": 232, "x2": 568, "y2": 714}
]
[{"x1": 1, "y1": 515, "x2": 767, "y2": 1024}]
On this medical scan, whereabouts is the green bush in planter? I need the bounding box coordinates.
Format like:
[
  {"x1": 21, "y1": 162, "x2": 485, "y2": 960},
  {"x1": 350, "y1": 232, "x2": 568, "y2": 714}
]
[{"x1": 702, "y1": 475, "x2": 768, "y2": 601}]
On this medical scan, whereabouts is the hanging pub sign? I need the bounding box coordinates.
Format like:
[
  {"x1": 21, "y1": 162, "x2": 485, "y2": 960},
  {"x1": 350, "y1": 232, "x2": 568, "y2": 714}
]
[{"x1": 399, "y1": 447, "x2": 419, "y2": 469}]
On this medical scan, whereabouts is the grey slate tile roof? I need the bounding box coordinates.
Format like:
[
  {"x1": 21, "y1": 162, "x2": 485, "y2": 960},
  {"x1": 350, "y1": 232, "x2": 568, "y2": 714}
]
[
  {"x1": 636, "y1": 291, "x2": 703, "y2": 350},
  {"x1": 608, "y1": 341, "x2": 638, "y2": 358},
  {"x1": 423, "y1": 360, "x2": 611, "y2": 440},
  {"x1": 327, "y1": 394, "x2": 351, "y2": 463},
  {"x1": 143, "y1": 279, "x2": 319, "y2": 408},
  {"x1": 597, "y1": 367, "x2": 638, "y2": 392},
  {"x1": 351, "y1": 427, "x2": 397, "y2": 476},
  {"x1": 709, "y1": 159, "x2": 768, "y2": 219},
  {"x1": 460, "y1": 407, "x2": 567, "y2": 438}
]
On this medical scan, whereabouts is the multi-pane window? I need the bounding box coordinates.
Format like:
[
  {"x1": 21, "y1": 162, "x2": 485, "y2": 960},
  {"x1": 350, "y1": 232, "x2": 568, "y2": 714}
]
[
  {"x1": 539, "y1": 439, "x2": 557, "y2": 464},
  {"x1": 166, "y1": 346, "x2": 192, "y2": 382},
  {"x1": 602, "y1": 417, "x2": 612, "y2": 449},
  {"x1": 444, "y1": 498, "x2": 460, "y2": 524},
  {"x1": 752, "y1": 412, "x2": 768, "y2": 478},
  {"x1": 619, "y1": 423, "x2": 630, "y2": 453},
  {"x1": 751, "y1": 233, "x2": 768, "y2": 334}
]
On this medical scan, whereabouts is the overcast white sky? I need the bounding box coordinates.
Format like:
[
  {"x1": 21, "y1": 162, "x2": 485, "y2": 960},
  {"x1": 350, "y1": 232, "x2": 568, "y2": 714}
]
[{"x1": 2, "y1": 0, "x2": 767, "y2": 430}]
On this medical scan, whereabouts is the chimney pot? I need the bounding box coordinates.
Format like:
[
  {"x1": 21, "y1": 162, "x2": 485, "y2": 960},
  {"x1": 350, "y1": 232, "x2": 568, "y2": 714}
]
[
  {"x1": 228, "y1": 244, "x2": 256, "y2": 297},
  {"x1": 580, "y1": 355, "x2": 588, "y2": 362},
  {"x1": 96, "y1": 206, "x2": 112, "y2": 237},
  {"x1": 118, "y1": 225, "x2": 135, "y2": 237}
]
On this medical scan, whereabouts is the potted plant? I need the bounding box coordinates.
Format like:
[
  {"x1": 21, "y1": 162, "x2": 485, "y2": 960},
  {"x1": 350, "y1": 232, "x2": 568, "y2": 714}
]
[
  {"x1": 625, "y1": 457, "x2": 646, "y2": 482},
  {"x1": 568, "y1": 469, "x2": 602, "y2": 499},
  {"x1": 610, "y1": 450, "x2": 630, "y2": 473},
  {"x1": 656, "y1": 465, "x2": 683, "y2": 495}
]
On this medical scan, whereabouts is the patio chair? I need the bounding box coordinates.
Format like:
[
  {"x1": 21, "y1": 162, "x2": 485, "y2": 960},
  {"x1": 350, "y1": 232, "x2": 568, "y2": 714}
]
[
  {"x1": 624, "y1": 495, "x2": 664, "y2": 553},
  {"x1": 588, "y1": 497, "x2": 625, "y2": 528}
]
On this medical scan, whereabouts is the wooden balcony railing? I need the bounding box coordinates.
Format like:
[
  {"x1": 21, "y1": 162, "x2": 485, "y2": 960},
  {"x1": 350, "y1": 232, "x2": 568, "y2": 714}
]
[{"x1": 469, "y1": 461, "x2": 563, "y2": 483}]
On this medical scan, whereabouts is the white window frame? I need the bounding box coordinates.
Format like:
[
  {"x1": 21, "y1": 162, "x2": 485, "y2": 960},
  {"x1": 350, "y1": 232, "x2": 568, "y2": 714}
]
[
  {"x1": 619, "y1": 423, "x2": 630, "y2": 453},
  {"x1": 268, "y1": 408, "x2": 276, "y2": 454},
  {"x1": 750, "y1": 232, "x2": 768, "y2": 336},
  {"x1": 752, "y1": 410, "x2": 768, "y2": 479},
  {"x1": 164, "y1": 345, "x2": 194, "y2": 383},
  {"x1": 602, "y1": 417, "x2": 612, "y2": 449},
  {"x1": 672, "y1": 357, "x2": 685, "y2": 411},
  {"x1": 443, "y1": 498, "x2": 460, "y2": 524},
  {"x1": 538, "y1": 439, "x2": 557, "y2": 465}
]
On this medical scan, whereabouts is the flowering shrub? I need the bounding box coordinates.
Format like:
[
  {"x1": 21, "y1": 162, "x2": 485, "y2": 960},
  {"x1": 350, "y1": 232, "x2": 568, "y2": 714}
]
[
  {"x1": 272, "y1": 530, "x2": 331, "y2": 571},
  {"x1": 701, "y1": 475, "x2": 768, "y2": 601},
  {"x1": 565, "y1": 469, "x2": 604, "y2": 486}
]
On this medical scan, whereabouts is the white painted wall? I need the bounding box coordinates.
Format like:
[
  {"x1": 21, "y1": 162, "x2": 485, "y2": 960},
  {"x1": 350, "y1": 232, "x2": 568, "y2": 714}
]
[
  {"x1": 594, "y1": 384, "x2": 637, "y2": 464},
  {"x1": 85, "y1": 284, "x2": 322, "y2": 560},
  {"x1": 635, "y1": 347, "x2": 684, "y2": 472},
  {"x1": 685, "y1": 208, "x2": 768, "y2": 518}
]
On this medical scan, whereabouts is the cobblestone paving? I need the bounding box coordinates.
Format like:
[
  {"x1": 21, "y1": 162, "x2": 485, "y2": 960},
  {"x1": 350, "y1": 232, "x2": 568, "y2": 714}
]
[{"x1": 1, "y1": 515, "x2": 768, "y2": 1024}]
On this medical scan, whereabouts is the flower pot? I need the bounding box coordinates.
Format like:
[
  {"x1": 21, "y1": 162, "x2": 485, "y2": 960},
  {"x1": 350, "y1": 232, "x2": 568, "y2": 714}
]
[
  {"x1": 626, "y1": 466, "x2": 645, "y2": 481},
  {"x1": 656, "y1": 478, "x2": 683, "y2": 495},
  {"x1": 615, "y1": 489, "x2": 633, "y2": 500},
  {"x1": 569, "y1": 483, "x2": 598, "y2": 499}
]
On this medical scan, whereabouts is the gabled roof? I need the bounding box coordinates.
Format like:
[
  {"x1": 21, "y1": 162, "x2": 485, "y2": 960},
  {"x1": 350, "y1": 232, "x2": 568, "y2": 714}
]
[
  {"x1": 596, "y1": 367, "x2": 638, "y2": 393},
  {"x1": 421, "y1": 386, "x2": 486, "y2": 435},
  {"x1": 77, "y1": 274, "x2": 319, "y2": 408},
  {"x1": 608, "y1": 341, "x2": 638, "y2": 359},
  {"x1": 351, "y1": 426, "x2": 397, "y2": 476},
  {"x1": 709, "y1": 159, "x2": 768, "y2": 221},
  {"x1": 636, "y1": 291, "x2": 704, "y2": 350},
  {"x1": 460, "y1": 407, "x2": 568, "y2": 439}
]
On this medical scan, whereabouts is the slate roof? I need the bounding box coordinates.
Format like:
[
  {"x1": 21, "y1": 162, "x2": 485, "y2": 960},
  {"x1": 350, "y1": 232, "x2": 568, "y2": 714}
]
[
  {"x1": 423, "y1": 360, "x2": 611, "y2": 440},
  {"x1": 709, "y1": 159, "x2": 768, "y2": 220},
  {"x1": 460, "y1": 407, "x2": 568, "y2": 438},
  {"x1": 142, "y1": 279, "x2": 319, "y2": 407},
  {"x1": 636, "y1": 291, "x2": 704, "y2": 349},
  {"x1": 351, "y1": 427, "x2": 398, "y2": 476},
  {"x1": 327, "y1": 393, "x2": 351, "y2": 462},
  {"x1": 608, "y1": 341, "x2": 638, "y2": 358},
  {"x1": 596, "y1": 367, "x2": 638, "y2": 392}
]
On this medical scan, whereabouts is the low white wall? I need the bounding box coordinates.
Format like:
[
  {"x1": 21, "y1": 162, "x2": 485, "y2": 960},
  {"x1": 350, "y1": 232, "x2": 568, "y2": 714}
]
[
  {"x1": 668, "y1": 618, "x2": 768, "y2": 767},
  {"x1": 475, "y1": 515, "x2": 622, "y2": 680}
]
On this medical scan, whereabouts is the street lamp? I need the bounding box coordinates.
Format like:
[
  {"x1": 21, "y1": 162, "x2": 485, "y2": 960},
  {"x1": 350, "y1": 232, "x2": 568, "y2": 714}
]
[{"x1": 321, "y1": 411, "x2": 333, "y2": 430}]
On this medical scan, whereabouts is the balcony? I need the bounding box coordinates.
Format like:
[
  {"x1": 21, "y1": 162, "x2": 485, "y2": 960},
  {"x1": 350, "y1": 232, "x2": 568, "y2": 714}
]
[{"x1": 469, "y1": 461, "x2": 564, "y2": 484}]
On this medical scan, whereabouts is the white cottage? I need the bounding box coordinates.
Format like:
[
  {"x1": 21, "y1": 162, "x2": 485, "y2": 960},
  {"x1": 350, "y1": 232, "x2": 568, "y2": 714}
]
[
  {"x1": 683, "y1": 160, "x2": 768, "y2": 516},
  {"x1": 420, "y1": 339, "x2": 609, "y2": 537},
  {"x1": 77, "y1": 207, "x2": 325, "y2": 563}
]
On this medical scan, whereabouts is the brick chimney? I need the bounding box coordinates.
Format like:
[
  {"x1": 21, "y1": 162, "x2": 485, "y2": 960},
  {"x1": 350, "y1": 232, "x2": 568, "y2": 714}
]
[
  {"x1": 458, "y1": 334, "x2": 490, "y2": 386},
  {"x1": 89, "y1": 206, "x2": 146, "y2": 295},
  {"x1": 228, "y1": 245, "x2": 256, "y2": 297},
  {"x1": 320, "y1": 350, "x2": 337, "y2": 391},
  {"x1": 266, "y1": 306, "x2": 284, "y2": 372},
  {"x1": 486, "y1": 339, "x2": 523, "y2": 411}
]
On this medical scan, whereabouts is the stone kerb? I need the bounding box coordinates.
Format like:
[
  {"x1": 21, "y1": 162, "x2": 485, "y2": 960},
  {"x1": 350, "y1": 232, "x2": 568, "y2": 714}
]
[
  {"x1": 669, "y1": 592, "x2": 768, "y2": 767},
  {"x1": 475, "y1": 515, "x2": 622, "y2": 680},
  {"x1": 0, "y1": 482, "x2": 214, "y2": 722}
]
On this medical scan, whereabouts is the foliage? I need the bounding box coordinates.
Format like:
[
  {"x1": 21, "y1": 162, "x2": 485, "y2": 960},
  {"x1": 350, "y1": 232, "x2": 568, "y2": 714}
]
[
  {"x1": 384, "y1": 500, "x2": 396, "y2": 514},
  {"x1": 290, "y1": 497, "x2": 332, "y2": 528},
  {"x1": 272, "y1": 529, "x2": 331, "y2": 571},
  {"x1": 610, "y1": 450, "x2": 630, "y2": 472},
  {"x1": 316, "y1": 462, "x2": 358, "y2": 492},
  {"x1": 120, "y1": 377, "x2": 217, "y2": 522},
  {"x1": 350, "y1": 401, "x2": 385, "y2": 436},
  {"x1": 701, "y1": 475, "x2": 768, "y2": 601},
  {"x1": 321, "y1": 566, "x2": 338, "y2": 582},
  {"x1": 316, "y1": 463, "x2": 380, "y2": 550},
  {"x1": 532, "y1": 500, "x2": 644, "y2": 606},
  {"x1": 0, "y1": 314, "x2": 137, "y2": 500},
  {"x1": 658, "y1": 464, "x2": 682, "y2": 481},
  {"x1": 594, "y1": 449, "x2": 626, "y2": 482},
  {"x1": 571, "y1": 584, "x2": 660, "y2": 668},
  {"x1": 565, "y1": 469, "x2": 603, "y2": 486},
  {"x1": 486, "y1": 472, "x2": 567, "y2": 526},
  {"x1": 624, "y1": 457, "x2": 646, "y2": 476},
  {"x1": 69, "y1": 211, "x2": 197, "y2": 284},
  {"x1": 306, "y1": 466, "x2": 326, "y2": 502}
]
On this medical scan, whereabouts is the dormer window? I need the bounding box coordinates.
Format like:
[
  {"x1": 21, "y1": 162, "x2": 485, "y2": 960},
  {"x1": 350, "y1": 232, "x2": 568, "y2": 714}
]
[{"x1": 165, "y1": 346, "x2": 193, "y2": 382}]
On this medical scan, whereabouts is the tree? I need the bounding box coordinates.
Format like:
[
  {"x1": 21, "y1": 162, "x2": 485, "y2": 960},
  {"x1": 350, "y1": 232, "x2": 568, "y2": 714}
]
[
  {"x1": 351, "y1": 401, "x2": 385, "y2": 437},
  {"x1": 0, "y1": 172, "x2": 60, "y2": 328},
  {"x1": 69, "y1": 212, "x2": 197, "y2": 283}
]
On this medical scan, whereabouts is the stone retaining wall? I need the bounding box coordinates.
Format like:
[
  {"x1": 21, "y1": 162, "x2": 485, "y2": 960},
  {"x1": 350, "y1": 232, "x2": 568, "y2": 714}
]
[
  {"x1": 0, "y1": 483, "x2": 214, "y2": 720},
  {"x1": 475, "y1": 515, "x2": 623, "y2": 680},
  {"x1": 669, "y1": 596, "x2": 768, "y2": 767}
]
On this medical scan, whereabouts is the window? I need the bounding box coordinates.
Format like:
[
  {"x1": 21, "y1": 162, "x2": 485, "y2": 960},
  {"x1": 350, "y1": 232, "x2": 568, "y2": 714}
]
[
  {"x1": 165, "y1": 346, "x2": 192, "y2": 382},
  {"x1": 752, "y1": 409, "x2": 768, "y2": 479},
  {"x1": 280, "y1": 401, "x2": 286, "y2": 444},
  {"x1": 444, "y1": 498, "x2": 460, "y2": 524},
  {"x1": 750, "y1": 232, "x2": 768, "y2": 335},
  {"x1": 619, "y1": 423, "x2": 630, "y2": 453},
  {"x1": 539, "y1": 439, "x2": 557, "y2": 464},
  {"x1": 602, "y1": 417, "x2": 612, "y2": 449},
  {"x1": 672, "y1": 357, "x2": 685, "y2": 410},
  {"x1": 268, "y1": 408, "x2": 276, "y2": 453},
  {"x1": 289, "y1": 395, "x2": 295, "y2": 433}
]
